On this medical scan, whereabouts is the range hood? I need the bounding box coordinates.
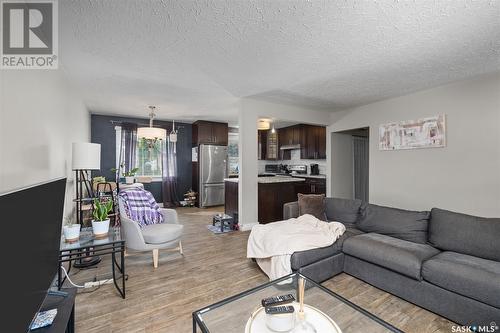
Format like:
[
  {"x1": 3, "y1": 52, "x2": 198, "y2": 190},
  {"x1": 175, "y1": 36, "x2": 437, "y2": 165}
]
[{"x1": 280, "y1": 144, "x2": 301, "y2": 150}]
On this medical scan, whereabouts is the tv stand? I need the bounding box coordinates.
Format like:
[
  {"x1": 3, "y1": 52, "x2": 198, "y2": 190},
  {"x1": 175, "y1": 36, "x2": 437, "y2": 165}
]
[
  {"x1": 32, "y1": 288, "x2": 76, "y2": 333},
  {"x1": 47, "y1": 290, "x2": 68, "y2": 298}
]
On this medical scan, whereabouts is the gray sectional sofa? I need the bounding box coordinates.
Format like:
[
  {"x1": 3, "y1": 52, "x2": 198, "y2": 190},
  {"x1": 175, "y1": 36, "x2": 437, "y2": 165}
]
[{"x1": 283, "y1": 198, "x2": 500, "y2": 326}]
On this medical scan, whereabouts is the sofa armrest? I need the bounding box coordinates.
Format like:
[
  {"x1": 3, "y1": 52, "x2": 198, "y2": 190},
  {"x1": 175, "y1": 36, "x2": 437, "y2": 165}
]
[
  {"x1": 160, "y1": 208, "x2": 179, "y2": 224},
  {"x1": 283, "y1": 201, "x2": 299, "y2": 220}
]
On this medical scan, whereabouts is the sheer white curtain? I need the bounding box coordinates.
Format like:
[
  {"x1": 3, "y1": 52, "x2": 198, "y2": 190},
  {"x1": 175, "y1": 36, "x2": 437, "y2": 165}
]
[{"x1": 116, "y1": 123, "x2": 137, "y2": 182}]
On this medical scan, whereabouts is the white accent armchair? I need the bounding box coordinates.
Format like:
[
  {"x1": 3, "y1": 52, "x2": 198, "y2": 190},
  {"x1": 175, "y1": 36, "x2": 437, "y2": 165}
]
[{"x1": 118, "y1": 198, "x2": 184, "y2": 268}]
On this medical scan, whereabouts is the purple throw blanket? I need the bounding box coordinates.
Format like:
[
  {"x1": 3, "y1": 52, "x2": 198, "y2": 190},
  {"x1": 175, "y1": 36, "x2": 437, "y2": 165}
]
[{"x1": 119, "y1": 188, "x2": 164, "y2": 228}]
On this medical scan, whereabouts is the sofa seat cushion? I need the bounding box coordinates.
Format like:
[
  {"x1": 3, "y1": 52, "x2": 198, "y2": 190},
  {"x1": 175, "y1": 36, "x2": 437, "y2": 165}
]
[
  {"x1": 358, "y1": 204, "x2": 430, "y2": 244},
  {"x1": 343, "y1": 233, "x2": 440, "y2": 280},
  {"x1": 422, "y1": 251, "x2": 500, "y2": 308},
  {"x1": 141, "y1": 223, "x2": 183, "y2": 244},
  {"x1": 291, "y1": 227, "x2": 363, "y2": 270}
]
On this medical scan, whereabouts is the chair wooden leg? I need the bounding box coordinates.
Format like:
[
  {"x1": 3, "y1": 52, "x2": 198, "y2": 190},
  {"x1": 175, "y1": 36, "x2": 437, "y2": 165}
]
[
  {"x1": 152, "y1": 249, "x2": 159, "y2": 268},
  {"x1": 179, "y1": 241, "x2": 183, "y2": 255}
]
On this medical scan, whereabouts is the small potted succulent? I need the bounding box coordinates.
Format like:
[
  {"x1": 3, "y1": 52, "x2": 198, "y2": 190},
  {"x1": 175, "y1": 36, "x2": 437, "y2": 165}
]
[
  {"x1": 91, "y1": 198, "x2": 113, "y2": 238},
  {"x1": 63, "y1": 216, "x2": 80, "y2": 243},
  {"x1": 124, "y1": 168, "x2": 139, "y2": 184}
]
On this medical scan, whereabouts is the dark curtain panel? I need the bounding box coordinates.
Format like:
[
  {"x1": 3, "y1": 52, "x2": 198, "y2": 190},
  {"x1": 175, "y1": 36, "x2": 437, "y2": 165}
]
[
  {"x1": 118, "y1": 123, "x2": 138, "y2": 182},
  {"x1": 162, "y1": 137, "x2": 180, "y2": 208},
  {"x1": 353, "y1": 136, "x2": 369, "y2": 202}
]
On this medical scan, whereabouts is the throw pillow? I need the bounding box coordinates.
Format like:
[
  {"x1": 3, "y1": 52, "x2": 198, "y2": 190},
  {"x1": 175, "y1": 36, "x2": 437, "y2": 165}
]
[{"x1": 297, "y1": 193, "x2": 327, "y2": 221}]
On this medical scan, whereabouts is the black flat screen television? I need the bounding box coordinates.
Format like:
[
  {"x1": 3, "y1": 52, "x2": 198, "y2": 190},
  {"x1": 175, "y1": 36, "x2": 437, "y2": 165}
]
[{"x1": 1, "y1": 178, "x2": 67, "y2": 332}]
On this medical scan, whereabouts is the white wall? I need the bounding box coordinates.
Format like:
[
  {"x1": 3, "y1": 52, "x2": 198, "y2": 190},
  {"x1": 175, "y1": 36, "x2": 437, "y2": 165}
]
[
  {"x1": 330, "y1": 132, "x2": 354, "y2": 199},
  {"x1": 0, "y1": 69, "x2": 90, "y2": 220},
  {"x1": 238, "y1": 98, "x2": 331, "y2": 228},
  {"x1": 327, "y1": 74, "x2": 500, "y2": 217}
]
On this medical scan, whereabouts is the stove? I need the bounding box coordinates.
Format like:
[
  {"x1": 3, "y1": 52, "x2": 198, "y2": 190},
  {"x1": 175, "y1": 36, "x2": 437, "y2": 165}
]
[{"x1": 287, "y1": 165, "x2": 307, "y2": 175}]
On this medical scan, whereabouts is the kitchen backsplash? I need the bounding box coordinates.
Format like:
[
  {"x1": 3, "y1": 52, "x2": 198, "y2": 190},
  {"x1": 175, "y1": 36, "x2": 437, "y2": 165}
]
[{"x1": 258, "y1": 149, "x2": 327, "y2": 175}]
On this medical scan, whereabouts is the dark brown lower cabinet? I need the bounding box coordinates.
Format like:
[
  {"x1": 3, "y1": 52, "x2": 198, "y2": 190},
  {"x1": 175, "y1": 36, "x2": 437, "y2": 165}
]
[
  {"x1": 295, "y1": 178, "x2": 326, "y2": 195},
  {"x1": 224, "y1": 181, "x2": 238, "y2": 216},
  {"x1": 224, "y1": 179, "x2": 326, "y2": 225},
  {"x1": 258, "y1": 182, "x2": 300, "y2": 224}
]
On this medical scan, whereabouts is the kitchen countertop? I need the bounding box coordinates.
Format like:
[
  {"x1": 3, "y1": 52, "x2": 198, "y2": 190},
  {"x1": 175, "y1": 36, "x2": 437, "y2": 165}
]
[
  {"x1": 290, "y1": 174, "x2": 326, "y2": 179},
  {"x1": 224, "y1": 176, "x2": 306, "y2": 184}
]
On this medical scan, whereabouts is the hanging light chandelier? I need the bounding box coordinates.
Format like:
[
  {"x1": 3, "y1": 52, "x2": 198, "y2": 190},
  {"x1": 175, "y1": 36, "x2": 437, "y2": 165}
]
[
  {"x1": 137, "y1": 106, "x2": 167, "y2": 143},
  {"x1": 170, "y1": 120, "x2": 178, "y2": 143}
]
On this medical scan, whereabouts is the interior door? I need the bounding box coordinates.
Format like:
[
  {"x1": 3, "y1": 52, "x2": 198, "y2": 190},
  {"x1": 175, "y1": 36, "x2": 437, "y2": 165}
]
[{"x1": 353, "y1": 136, "x2": 369, "y2": 202}]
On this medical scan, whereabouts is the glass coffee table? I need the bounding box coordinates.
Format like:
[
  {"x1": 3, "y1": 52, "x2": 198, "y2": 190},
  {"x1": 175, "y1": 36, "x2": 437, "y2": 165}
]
[{"x1": 193, "y1": 272, "x2": 402, "y2": 332}]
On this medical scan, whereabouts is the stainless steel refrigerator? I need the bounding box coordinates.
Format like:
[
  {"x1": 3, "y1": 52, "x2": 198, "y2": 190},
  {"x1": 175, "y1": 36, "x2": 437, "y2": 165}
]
[{"x1": 199, "y1": 144, "x2": 228, "y2": 207}]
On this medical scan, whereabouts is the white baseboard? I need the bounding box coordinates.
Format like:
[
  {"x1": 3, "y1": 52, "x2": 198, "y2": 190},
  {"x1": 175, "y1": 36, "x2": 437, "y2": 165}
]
[{"x1": 240, "y1": 223, "x2": 258, "y2": 231}]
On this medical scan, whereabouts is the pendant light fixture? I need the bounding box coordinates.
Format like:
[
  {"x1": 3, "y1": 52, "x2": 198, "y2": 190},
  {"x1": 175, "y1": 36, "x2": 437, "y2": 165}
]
[
  {"x1": 137, "y1": 106, "x2": 167, "y2": 142},
  {"x1": 169, "y1": 120, "x2": 178, "y2": 143},
  {"x1": 258, "y1": 119, "x2": 271, "y2": 130}
]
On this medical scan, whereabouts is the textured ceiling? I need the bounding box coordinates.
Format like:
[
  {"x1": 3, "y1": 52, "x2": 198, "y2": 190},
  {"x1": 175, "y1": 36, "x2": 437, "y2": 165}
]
[{"x1": 59, "y1": 0, "x2": 500, "y2": 122}]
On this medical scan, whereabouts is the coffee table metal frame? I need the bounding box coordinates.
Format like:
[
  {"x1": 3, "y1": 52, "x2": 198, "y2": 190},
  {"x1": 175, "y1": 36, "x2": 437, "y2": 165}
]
[{"x1": 192, "y1": 272, "x2": 403, "y2": 333}]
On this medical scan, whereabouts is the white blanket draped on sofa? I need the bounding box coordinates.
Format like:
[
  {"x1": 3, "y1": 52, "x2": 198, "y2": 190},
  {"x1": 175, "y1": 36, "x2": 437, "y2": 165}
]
[{"x1": 247, "y1": 214, "x2": 346, "y2": 280}]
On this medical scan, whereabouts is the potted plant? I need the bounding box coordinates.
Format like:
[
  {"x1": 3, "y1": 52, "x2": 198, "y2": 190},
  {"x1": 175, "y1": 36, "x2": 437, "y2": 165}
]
[
  {"x1": 124, "y1": 168, "x2": 139, "y2": 184},
  {"x1": 91, "y1": 198, "x2": 113, "y2": 238},
  {"x1": 63, "y1": 216, "x2": 80, "y2": 243},
  {"x1": 111, "y1": 165, "x2": 139, "y2": 184}
]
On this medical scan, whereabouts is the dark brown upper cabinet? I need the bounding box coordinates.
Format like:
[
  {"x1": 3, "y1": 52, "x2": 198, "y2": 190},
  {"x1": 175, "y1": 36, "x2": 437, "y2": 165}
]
[
  {"x1": 266, "y1": 130, "x2": 278, "y2": 160},
  {"x1": 192, "y1": 121, "x2": 228, "y2": 146},
  {"x1": 258, "y1": 130, "x2": 267, "y2": 160},
  {"x1": 300, "y1": 125, "x2": 326, "y2": 159},
  {"x1": 258, "y1": 130, "x2": 279, "y2": 160},
  {"x1": 278, "y1": 125, "x2": 301, "y2": 146},
  {"x1": 259, "y1": 124, "x2": 326, "y2": 160}
]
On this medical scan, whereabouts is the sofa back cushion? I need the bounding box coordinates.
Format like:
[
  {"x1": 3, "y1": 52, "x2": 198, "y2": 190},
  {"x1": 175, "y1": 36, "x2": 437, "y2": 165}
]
[
  {"x1": 324, "y1": 198, "x2": 363, "y2": 227},
  {"x1": 357, "y1": 204, "x2": 430, "y2": 244},
  {"x1": 429, "y1": 208, "x2": 500, "y2": 261}
]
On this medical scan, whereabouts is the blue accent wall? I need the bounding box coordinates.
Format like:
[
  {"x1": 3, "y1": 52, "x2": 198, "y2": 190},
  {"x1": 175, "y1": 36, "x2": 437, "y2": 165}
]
[{"x1": 90, "y1": 114, "x2": 192, "y2": 202}]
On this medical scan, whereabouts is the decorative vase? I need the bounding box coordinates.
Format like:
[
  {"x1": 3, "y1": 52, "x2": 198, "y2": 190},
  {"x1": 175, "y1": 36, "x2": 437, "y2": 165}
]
[
  {"x1": 63, "y1": 224, "x2": 81, "y2": 243},
  {"x1": 91, "y1": 219, "x2": 110, "y2": 238},
  {"x1": 125, "y1": 176, "x2": 134, "y2": 184}
]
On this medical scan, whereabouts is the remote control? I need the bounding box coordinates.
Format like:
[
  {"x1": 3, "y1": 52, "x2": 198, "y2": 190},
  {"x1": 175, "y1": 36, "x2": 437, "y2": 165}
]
[
  {"x1": 265, "y1": 305, "x2": 295, "y2": 315},
  {"x1": 261, "y1": 294, "x2": 295, "y2": 307}
]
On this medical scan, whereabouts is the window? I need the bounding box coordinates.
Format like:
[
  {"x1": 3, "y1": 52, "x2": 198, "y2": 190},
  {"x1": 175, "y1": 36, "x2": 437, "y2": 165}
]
[
  {"x1": 115, "y1": 126, "x2": 164, "y2": 179},
  {"x1": 228, "y1": 132, "x2": 239, "y2": 174},
  {"x1": 136, "y1": 138, "x2": 163, "y2": 177}
]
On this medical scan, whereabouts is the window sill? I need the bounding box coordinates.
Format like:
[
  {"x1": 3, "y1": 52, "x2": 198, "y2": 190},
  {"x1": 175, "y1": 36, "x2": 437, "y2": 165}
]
[{"x1": 129, "y1": 176, "x2": 163, "y2": 183}]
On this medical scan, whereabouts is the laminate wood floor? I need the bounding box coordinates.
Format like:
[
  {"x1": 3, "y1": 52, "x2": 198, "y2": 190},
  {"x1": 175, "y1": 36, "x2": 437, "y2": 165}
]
[{"x1": 72, "y1": 207, "x2": 455, "y2": 333}]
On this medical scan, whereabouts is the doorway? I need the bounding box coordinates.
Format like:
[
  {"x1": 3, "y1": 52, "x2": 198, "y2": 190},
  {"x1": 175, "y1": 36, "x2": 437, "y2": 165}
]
[{"x1": 331, "y1": 127, "x2": 369, "y2": 202}]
